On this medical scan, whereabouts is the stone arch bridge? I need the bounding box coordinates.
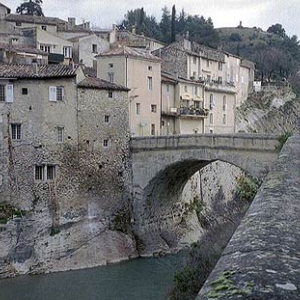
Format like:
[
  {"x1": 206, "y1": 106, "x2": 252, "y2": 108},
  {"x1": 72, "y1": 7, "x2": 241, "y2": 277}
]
[
  {"x1": 130, "y1": 134, "x2": 279, "y2": 195},
  {"x1": 130, "y1": 133, "x2": 279, "y2": 254}
]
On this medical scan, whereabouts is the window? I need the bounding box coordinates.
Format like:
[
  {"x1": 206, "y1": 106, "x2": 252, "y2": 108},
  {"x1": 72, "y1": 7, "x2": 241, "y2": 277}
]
[
  {"x1": 109, "y1": 63, "x2": 113, "y2": 68},
  {"x1": 223, "y1": 113, "x2": 227, "y2": 125},
  {"x1": 151, "y1": 104, "x2": 157, "y2": 113},
  {"x1": 35, "y1": 165, "x2": 56, "y2": 181},
  {"x1": 194, "y1": 86, "x2": 198, "y2": 96},
  {"x1": 47, "y1": 165, "x2": 56, "y2": 180},
  {"x1": 0, "y1": 84, "x2": 13, "y2": 102},
  {"x1": 166, "y1": 84, "x2": 170, "y2": 92},
  {"x1": 49, "y1": 86, "x2": 64, "y2": 101},
  {"x1": 41, "y1": 25, "x2": 47, "y2": 31},
  {"x1": 136, "y1": 103, "x2": 141, "y2": 115},
  {"x1": 147, "y1": 76, "x2": 153, "y2": 91},
  {"x1": 206, "y1": 59, "x2": 209, "y2": 67},
  {"x1": 104, "y1": 115, "x2": 110, "y2": 123},
  {"x1": 57, "y1": 127, "x2": 64, "y2": 143},
  {"x1": 40, "y1": 44, "x2": 51, "y2": 53},
  {"x1": 35, "y1": 166, "x2": 44, "y2": 180},
  {"x1": 209, "y1": 113, "x2": 213, "y2": 124},
  {"x1": 207, "y1": 75, "x2": 211, "y2": 83},
  {"x1": 194, "y1": 101, "x2": 200, "y2": 108},
  {"x1": 184, "y1": 85, "x2": 187, "y2": 92},
  {"x1": 148, "y1": 66, "x2": 152, "y2": 71},
  {"x1": 63, "y1": 46, "x2": 72, "y2": 58},
  {"x1": 0, "y1": 85, "x2": 5, "y2": 102},
  {"x1": 108, "y1": 91, "x2": 113, "y2": 98},
  {"x1": 218, "y1": 61, "x2": 222, "y2": 70},
  {"x1": 16, "y1": 22, "x2": 22, "y2": 26},
  {"x1": 11, "y1": 124, "x2": 21, "y2": 140},
  {"x1": 92, "y1": 44, "x2": 97, "y2": 53},
  {"x1": 103, "y1": 139, "x2": 109, "y2": 147},
  {"x1": 22, "y1": 88, "x2": 28, "y2": 95},
  {"x1": 151, "y1": 124, "x2": 155, "y2": 135},
  {"x1": 209, "y1": 94, "x2": 214, "y2": 110},
  {"x1": 108, "y1": 72, "x2": 114, "y2": 83},
  {"x1": 193, "y1": 56, "x2": 197, "y2": 64},
  {"x1": 223, "y1": 96, "x2": 227, "y2": 111},
  {"x1": 218, "y1": 76, "x2": 222, "y2": 84}
]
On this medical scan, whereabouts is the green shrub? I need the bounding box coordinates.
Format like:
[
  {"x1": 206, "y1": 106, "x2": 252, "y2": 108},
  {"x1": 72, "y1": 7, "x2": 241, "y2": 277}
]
[
  {"x1": 275, "y1": 132, "x2": 292, "y2": 152},
  {"x1": 235, "y1": 175, "x2": 260, "y2": 202}
]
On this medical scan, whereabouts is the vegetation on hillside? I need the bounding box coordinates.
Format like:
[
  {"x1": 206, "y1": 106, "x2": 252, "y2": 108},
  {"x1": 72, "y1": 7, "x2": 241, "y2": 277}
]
[
  {"x1": 118, "y1": 6, "x2": 219, "y2": 48},
  {"x1": 218, "y1": 24, "x2": 300, "y2": 83}
]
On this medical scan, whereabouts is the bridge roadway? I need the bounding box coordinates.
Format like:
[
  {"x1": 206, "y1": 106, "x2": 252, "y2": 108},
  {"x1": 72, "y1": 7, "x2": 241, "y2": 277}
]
[{"x1": 195, "y1": 134, "x2": 300, "y2": 299}]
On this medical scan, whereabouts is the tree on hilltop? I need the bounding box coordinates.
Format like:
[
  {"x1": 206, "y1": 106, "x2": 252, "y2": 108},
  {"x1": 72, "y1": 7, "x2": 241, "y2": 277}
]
[
  {"x1": 16, "y1": 0, "x2": 44, "y2": 16},
  {"x1": 267, "y1": 23, "x2": 286, "y2": 38}
]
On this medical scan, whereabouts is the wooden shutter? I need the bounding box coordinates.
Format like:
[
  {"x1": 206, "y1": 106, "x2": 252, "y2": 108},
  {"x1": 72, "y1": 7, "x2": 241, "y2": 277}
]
[
  {"x1": 6, "y1": 84, "x2": 13, "y2": 103},
  {"x1": 49, "y1": 86, "x2": 57, "y2": 101}
]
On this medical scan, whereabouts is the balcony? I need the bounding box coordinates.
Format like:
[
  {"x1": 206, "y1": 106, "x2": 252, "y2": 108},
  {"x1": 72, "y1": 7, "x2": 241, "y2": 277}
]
[{"x1": 180, "y1": 106, "x2": 209, "y2": 118}]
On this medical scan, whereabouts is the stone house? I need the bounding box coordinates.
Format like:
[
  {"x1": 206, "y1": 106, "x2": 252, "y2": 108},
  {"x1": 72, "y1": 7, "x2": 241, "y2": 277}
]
[
  {"x1": 0, "y1": 63, "x2": 135, "y2": 276},
  {"x1": 161, "y1": 71, "x2": 208, "y2": 135},
  {"x1": 110, "y1": 25, "x2": 165, "y2": 51},
  {"x1": 0, "y1": 63, "x2": 130, "y2": 207},
  {"x1": 68, "y1": 34, "x2": 110, "y2": 68},
  {"x1": 96, "y1": 46, "x2": 161, "y2": 136}
]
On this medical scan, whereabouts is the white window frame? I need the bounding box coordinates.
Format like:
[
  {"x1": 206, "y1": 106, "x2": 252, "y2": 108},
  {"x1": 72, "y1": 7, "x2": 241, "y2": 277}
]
[
  {"x1": 147, "y1": 76, "x2": 153, "y2": 91},
  {"x1": 49, "y1": 86, "x2": 64, "y2": 102},
  {"x1": 11, "y1": 123, "x2": 21, "y2": 140},
  {"x1": 63, "y1": 46, "x2": 72, "y2": 58},
  {"x1": 57, "y1": 126, "x2": 64, "y2": 143},
  {"x1": 0, "y1": 84, "x2": 14, "y2": 103},
  {"x1": 35, "y1": 164, "x2": 57, "y2": 181}
]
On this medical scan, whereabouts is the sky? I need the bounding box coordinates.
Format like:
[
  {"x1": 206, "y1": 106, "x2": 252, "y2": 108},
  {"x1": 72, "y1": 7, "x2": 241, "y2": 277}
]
[{"x1": 4, "y1": 0, "x2": 300, "y2": 37}]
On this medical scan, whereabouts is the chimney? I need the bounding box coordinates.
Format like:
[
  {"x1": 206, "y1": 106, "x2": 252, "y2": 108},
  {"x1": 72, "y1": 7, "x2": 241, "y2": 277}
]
[
  {"x1": 33, "y1": 61, "x2": 38, "y2": 76},
  {"x1": 68, "y1": 17, "x2": 76, "y2": 29}
]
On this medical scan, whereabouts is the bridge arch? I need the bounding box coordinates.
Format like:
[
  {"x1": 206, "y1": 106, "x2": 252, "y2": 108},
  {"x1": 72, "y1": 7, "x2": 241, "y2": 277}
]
[{"x1": 130, "y1": 134, "x2": 279, "y2": 254}]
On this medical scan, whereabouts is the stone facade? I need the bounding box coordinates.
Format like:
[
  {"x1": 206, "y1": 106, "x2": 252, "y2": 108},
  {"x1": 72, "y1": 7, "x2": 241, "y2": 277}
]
[
  {"x1": 97, "y1": 47, "x2": 161, "y2": 137},
  {"x1": 0, "y1": 65, "x2": 137, "y2": 278}
]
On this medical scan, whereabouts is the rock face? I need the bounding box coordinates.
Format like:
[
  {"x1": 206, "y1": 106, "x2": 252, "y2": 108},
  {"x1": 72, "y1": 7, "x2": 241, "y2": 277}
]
[{"x1": 235, "y1": 88, "x2": 300, "y2": 134}]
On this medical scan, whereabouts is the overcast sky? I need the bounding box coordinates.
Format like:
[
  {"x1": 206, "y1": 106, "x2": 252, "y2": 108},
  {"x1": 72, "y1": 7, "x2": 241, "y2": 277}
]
[{"x1": 4, "y1": 0, "x2": 300, "y2": 37}]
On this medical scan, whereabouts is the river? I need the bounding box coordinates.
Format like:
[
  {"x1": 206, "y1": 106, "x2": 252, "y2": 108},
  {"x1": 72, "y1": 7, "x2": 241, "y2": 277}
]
[{"x1": 0, "y1": 253, "x2": 188, "y2": 300}]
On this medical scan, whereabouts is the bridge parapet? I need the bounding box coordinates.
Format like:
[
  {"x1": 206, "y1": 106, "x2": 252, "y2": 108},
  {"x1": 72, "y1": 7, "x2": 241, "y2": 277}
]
[
  {"x1": 196, "y1": 134, "x2": 300, "y2": 300},
  {"x1": 131, "y1": 134, "x2": 279, "y2": 152}
]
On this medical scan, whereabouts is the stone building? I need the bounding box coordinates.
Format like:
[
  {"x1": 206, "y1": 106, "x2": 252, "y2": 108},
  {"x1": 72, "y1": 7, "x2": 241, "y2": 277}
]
[
  {"x1": 0, "y1": 63, "x2": 136, "y2": 277},
  {"x1": 68, "y1": 34, "x2": 110, "y2": 68},
  {"x1": 97, "y1": 46, "x2": 161, "y2": 136},
  {"x1": 161, "y1": 71, "x2": 208, "y2": 135},
  {"x1": 154, "y1": 38, "x2": 254, "y2": 133}
]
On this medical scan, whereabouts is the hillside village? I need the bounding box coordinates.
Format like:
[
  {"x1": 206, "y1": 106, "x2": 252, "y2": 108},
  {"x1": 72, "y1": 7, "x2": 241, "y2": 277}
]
[{"x1": 0, "y1": 2, "x2": 284, "y2": 278}]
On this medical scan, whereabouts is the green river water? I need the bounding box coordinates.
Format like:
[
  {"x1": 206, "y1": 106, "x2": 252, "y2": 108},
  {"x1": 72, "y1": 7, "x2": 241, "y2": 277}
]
[{"x1": 0, "y1": 253, "x2": 188, "y2": 300}]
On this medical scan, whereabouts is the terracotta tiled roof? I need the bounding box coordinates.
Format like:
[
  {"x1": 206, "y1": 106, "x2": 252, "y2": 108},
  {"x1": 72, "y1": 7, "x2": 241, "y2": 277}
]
[
  {"x1": 5, "y1": 14, "x2": 66, "y2": 26},
  {"x1": 0, "y1": 63, "x2": 77, "y2": 78},
  {"x1": 77, "y1": 77, "x2": 129, "y2": 91},
  {"x1": 0, "y1": 43, "x2": 47, "y2": 55},
  {"x1": 96, "y1": 46, "x2": 161, "y2": 62}
]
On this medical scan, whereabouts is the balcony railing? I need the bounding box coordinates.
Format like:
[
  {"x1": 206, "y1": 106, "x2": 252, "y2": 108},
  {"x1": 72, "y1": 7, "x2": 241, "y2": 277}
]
[
  {"x1": 180, "y1": 107, "x2": 209, "y2": 117},
  {"x1": 162, "y1": 107, "x2": 209, "y2": 118}
]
